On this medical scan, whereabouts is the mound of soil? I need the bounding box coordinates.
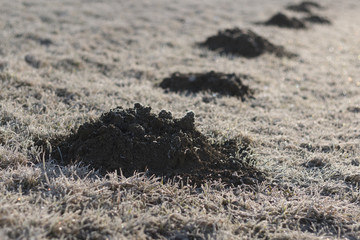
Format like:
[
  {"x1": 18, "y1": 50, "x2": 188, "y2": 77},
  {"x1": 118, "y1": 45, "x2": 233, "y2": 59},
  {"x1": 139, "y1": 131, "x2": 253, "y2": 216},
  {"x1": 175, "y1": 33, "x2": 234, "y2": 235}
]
[
  {"x1": 159, "y1": 71, "x2": 252, "y2": 100},
  {"x1": 303, "y1": 15, "x2": 331, "y2": 24},
  {"x1": 55, "y1": 104, "x2": 264, "y2": 186},
  {"x1": 199, "y1": 28, "x2": 295, "y2": 58},
  {"x1": 286, "y1": 1, "x2": 323, "y2": 13},
  {"x1": 263, "y1": 12, "x2": 306, "y2": 29}
]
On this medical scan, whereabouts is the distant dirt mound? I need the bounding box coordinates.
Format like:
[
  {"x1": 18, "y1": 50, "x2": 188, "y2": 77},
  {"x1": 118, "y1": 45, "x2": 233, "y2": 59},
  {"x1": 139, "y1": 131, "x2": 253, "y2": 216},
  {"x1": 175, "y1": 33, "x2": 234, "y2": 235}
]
[
  {"x1": 55, "y1": 104, "x2": 263, "y2": 186},
  {"x1": 303, "y1": 15, "x2": 331, "y2": 24},
  {"x1": 263, "y1": 12, "x2": 306, "y2": 29},
  {"x1": 159, "y1": 71, "x2": 252, "y2": 100},
  {"x1": 199, "y1": 28, "x2": 295, "y2": 58},
  {"x1": 286, "y1": 1, "x2": 323, "y2": 13}
]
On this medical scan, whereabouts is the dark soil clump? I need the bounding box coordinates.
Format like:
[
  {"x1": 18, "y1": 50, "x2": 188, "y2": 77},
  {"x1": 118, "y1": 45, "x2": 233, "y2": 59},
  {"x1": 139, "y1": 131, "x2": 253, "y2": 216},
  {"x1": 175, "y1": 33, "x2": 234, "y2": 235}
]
[
  {"x1": 159, "y1": 71, "x2": 252, "y2": 100},
  {"x1": 263, "y1": 12, "x2": 306, "y2": 29},
  {"x1": 55, "y1": 104, "x2": 264, "y2": 186},
  {"x1": 303, "y1": 15, "x2": 331, "y2": 24},
  {"x1": 286, "y1": 1, "x2": 323, "y2": 13},
  {"x1": 347, "y1": 106, "x2": 360, "y2": 113},
  {"x1": 199, "y1": 28, "x2": 295, "y2": 58},
  {"x1": 24, "y1": 54, "x2": 42, "y2": 68}
]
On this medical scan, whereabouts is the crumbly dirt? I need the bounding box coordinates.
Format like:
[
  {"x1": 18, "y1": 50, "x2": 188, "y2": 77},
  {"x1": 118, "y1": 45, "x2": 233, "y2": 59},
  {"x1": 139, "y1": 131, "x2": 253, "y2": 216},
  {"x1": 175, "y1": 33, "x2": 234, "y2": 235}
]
[
  {"x1": 302, "y1": 15, "x2": 331, "y2": 24},
  {"x1": 263, "y1": 12, "x2": 306, "y2": 29},
  {"x1": 199, "y1": 28, "x2": 296, "y2": 58},
  {"x1": 286, "y1": 1, "x2": 323, "y2": 13},
  {"x1": 55, "y1": 103, "x2": 263, "y2": 186},
  {"x1": 159, "y1": 71, "x2": 253, "y2": 100}
]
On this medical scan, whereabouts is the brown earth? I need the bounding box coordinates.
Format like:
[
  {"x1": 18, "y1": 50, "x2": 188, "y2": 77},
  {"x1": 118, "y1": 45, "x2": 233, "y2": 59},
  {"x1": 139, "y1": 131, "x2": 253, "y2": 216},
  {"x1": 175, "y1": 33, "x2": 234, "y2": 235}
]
[
  {"x1": 199, "y1": 28, "x2": 296, "y2": 58},
  {"x1": 159, "y1": 71, "x2": 253, "y2": 100},
  {"x1": 55, "y1": 103, "x2": 264, "y2": 186}
]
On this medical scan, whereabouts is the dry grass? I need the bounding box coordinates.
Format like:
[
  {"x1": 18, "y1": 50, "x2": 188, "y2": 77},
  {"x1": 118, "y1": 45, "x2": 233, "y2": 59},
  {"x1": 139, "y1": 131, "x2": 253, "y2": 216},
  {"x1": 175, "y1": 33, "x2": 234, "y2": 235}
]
[{"x1": 1, "y1": 0, "x2": 360, "y2": 239}]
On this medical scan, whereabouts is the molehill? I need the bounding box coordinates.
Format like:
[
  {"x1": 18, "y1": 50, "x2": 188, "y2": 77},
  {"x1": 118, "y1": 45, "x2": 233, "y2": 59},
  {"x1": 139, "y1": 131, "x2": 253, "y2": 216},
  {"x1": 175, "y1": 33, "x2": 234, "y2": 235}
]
[
  {"x1": 55, "y1": 104, "x2": 263, "y2": 186},
  {"x1": 159, "y1": 71, "x2": 252, "y2": 100},
  {"x1": 263, "y1": 12, "x2": 306, "y2": 29},
  {"x1": 286, "y1": 1, "x2": 323, "y2": 13},
  {"x1": 199, "y1": 28, "x2": 295, "y2": 58}
]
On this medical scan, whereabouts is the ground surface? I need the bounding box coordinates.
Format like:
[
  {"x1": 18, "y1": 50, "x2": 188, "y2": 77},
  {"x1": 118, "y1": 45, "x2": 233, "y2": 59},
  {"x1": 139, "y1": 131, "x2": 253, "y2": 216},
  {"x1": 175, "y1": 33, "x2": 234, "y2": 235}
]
[{"x1": 0, "y1": 0, "x2": 360, "y2": 239}]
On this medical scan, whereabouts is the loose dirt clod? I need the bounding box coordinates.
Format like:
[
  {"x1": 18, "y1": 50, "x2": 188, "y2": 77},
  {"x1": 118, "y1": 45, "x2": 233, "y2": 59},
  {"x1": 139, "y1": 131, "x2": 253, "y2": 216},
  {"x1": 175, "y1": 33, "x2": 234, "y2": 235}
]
[
  {"x1": 159, "y1": 71, "x2": 252, "y2": 100},
  {"x1": 24, "y1": 54, "x2": 42, "y2": 68},
  {"x1": 303, "y1": 15, "x2": 331, "y2": 24},
  {"x1": 286, "y1": 1, "x2": 323, "y2": 13},
  {"x1": 263, "y1": 12, "x2": 306, "y2": 29},
  {"x1": 199, "y1": 28, "x2": 295, "y2": 58},
  {"x1": 347, "y1": 106, "x2": 360, "y2": 113},
  {"x1": 55, "y1": 104, "x2": 263, "y2": 186}
]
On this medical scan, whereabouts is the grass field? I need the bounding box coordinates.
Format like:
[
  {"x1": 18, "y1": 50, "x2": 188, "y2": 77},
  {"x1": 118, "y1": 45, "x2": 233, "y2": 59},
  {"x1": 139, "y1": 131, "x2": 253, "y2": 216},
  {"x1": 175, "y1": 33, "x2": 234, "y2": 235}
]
[{"x1": 0, "y1": 0, "x2": 360, "y2": 239}]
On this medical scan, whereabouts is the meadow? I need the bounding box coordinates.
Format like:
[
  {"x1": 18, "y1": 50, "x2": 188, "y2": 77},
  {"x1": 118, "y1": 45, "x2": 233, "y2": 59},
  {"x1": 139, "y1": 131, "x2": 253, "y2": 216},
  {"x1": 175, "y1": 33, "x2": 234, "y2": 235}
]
[{"x1": 0, "y1": 0, "x2": 359, "y2": 239}]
